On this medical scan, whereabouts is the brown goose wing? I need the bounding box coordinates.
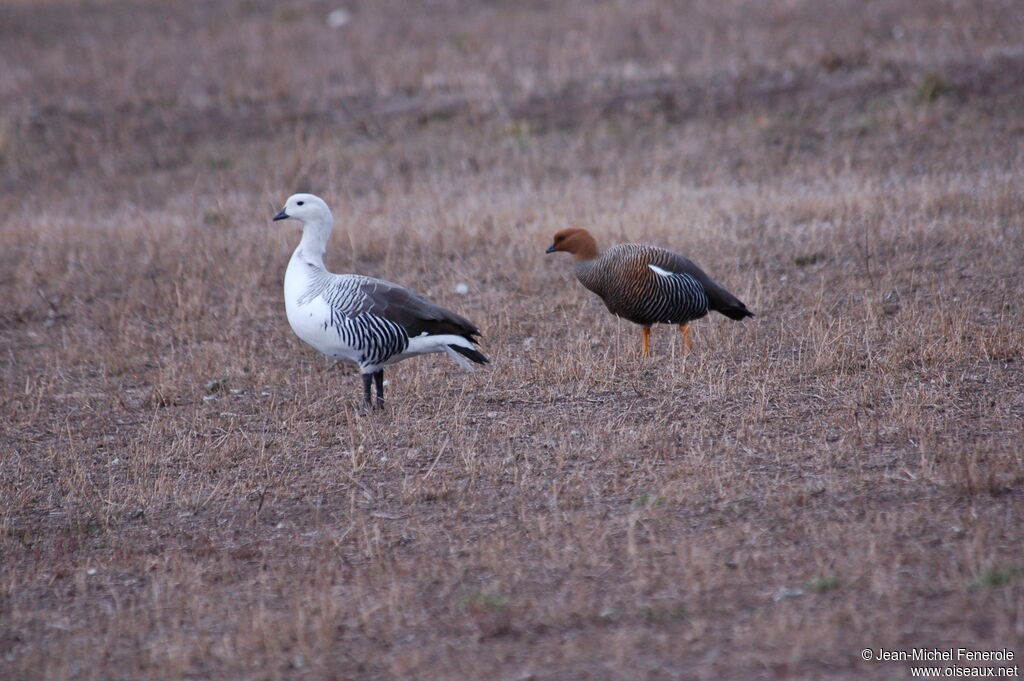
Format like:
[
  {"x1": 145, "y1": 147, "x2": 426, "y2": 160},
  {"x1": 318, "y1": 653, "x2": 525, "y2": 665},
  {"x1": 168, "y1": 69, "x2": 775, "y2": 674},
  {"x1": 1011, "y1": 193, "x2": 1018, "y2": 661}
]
[{"x1": 650, "y1": 247, "x2": 754, "y2": 320}]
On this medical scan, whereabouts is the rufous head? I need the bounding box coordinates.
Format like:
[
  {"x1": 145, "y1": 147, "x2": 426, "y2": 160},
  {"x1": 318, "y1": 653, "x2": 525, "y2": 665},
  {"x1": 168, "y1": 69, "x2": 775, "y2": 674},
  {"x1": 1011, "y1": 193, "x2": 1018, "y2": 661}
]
[{"x1": 545, "y1": 227, "x2": 600, "y2": 260}]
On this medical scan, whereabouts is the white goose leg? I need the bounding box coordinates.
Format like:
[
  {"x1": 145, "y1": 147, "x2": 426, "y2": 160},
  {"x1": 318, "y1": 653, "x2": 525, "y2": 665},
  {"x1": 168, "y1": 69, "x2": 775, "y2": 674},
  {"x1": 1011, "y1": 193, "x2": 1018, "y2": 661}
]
[
  {"x1": 373, "y1": 370, "x2": 384, "y2": 408},
  {"x1": 361, "y1": 373, "x2": 373, "y2": 409}
]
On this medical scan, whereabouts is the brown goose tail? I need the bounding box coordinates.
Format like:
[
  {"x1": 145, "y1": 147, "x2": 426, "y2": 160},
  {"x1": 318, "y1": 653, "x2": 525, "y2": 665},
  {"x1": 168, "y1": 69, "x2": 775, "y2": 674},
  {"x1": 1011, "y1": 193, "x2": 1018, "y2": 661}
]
[{"x1": 718, "y1": 302, "x2": 754, "y2": 320}]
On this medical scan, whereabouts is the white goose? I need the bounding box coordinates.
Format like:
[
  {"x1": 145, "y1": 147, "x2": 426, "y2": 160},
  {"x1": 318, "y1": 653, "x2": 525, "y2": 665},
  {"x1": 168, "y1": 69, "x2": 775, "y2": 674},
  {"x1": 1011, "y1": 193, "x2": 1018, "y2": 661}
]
[{"x1": 272, "y1": 193, "x2": 488, "y2": 408}]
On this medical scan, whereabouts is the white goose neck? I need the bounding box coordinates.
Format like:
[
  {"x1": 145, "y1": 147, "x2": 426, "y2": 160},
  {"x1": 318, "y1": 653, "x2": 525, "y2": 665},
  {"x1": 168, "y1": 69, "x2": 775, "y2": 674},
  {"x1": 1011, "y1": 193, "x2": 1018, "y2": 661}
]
[{"x1": 294, "y1": 215, "x2": 332, "y2": 268}]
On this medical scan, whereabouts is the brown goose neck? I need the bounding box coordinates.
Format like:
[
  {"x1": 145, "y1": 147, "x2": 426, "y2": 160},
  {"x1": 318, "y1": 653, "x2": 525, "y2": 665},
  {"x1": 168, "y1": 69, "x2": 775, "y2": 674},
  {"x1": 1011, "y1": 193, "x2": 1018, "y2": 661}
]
[{"x1": 571, "y1": 233, "x2": 600, "y2": 261}]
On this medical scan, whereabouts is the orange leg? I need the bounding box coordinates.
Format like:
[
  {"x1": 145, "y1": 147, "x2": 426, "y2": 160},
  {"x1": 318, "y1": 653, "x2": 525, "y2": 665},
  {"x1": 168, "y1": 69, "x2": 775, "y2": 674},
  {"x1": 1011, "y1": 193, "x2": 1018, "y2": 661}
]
[
  {"x1": 641, "y1": 327, "x2": 651, "y2": 357},
  {"x1": 679, "y1": 323, "x2": 692, "y2": 353}
]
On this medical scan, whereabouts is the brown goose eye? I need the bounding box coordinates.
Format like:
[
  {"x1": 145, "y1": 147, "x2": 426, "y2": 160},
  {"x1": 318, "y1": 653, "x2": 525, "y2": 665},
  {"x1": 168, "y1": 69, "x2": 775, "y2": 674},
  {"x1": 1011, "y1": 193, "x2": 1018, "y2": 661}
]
[{"x1": 297, "y1": 200, "x2": 305, "y2": 206}]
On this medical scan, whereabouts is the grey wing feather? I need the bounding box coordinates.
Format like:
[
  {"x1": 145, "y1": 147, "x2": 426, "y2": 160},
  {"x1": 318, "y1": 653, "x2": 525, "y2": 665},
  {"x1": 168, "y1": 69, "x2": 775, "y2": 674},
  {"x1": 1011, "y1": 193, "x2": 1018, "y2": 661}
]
[{"x1": 358, "y1": 278, "x2": 482, "y2": 340}]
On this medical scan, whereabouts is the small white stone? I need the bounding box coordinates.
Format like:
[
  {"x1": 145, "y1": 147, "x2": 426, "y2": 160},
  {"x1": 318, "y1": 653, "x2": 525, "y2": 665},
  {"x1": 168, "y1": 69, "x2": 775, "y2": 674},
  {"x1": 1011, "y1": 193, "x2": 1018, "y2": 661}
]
[
  {"x1": 771, "y1": 587, "x2": 803, "y2": 601},
  {"x1": 453, "y1": 282, "x2": 469, "y2": 295},
  {"x1": 86, "y1": 567, "x2": 97, "y2": 576},
  {"x1": 327, "y1": 9, "x2": 350, "y2": 28}
]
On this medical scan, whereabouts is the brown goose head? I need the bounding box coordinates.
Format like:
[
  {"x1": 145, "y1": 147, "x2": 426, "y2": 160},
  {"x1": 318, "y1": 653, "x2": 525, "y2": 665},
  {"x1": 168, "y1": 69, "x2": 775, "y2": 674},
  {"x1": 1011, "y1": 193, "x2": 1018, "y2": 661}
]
[{"x1": 546, "y1": 227, "x2": 600, "y2": 261}]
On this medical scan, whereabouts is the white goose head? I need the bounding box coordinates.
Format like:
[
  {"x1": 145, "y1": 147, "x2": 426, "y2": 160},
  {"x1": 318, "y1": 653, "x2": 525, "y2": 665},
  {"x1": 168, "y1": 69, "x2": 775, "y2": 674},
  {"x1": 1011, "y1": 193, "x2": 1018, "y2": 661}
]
[{"x1": 272, "y1": 193, "x2": 332, "y2": 225}]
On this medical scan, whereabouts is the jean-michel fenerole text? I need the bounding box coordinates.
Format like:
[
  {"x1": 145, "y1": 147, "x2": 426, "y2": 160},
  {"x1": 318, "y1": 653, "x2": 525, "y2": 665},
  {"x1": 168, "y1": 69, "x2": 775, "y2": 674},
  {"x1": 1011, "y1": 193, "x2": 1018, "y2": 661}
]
[{"x1": 873, "y1": 648, "x2": 1014, "y2": 662}]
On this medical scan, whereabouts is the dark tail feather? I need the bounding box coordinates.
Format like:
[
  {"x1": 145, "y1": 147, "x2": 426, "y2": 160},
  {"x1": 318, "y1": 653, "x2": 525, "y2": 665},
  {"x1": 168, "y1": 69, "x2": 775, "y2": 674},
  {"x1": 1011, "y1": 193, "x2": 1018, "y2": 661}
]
[
  {"x1": 448, "y1": 344, "x2": 489, "y2": 365},
  {"x1": 719, "y1": 303, "x2": 754, "y2": 320},
  {"x1": 704, "y1": 280, "x2": 754, "y2": 321}
]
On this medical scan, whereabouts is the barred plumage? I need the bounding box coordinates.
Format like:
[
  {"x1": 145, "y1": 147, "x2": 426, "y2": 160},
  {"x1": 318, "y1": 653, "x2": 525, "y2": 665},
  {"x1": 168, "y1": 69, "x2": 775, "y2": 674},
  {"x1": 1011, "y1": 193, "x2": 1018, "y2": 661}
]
[
  {"x1": 547, "y1": 228, "x2": 752, "y2": 357},
  {"x1": 576, "y1": 243, "x2": 713, "y2": 326},
  {"x1": 273, "y1": 193, "x2": 488, "y2": 409},
  {"x1": 298, "y1": 269, "x2": 410, "y2": 367}
]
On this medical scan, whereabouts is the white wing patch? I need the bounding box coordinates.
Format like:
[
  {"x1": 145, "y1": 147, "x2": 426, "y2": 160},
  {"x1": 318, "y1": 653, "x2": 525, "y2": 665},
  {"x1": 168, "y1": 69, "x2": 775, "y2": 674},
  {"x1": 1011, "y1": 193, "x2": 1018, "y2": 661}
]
[{"x1": 648, "y1": 263, "x2": 675, "y2": 277}]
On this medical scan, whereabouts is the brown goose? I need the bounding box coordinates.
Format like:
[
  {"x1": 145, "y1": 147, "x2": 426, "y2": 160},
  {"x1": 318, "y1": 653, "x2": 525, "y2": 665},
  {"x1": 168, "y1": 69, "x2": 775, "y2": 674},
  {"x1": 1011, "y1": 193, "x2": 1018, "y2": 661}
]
[{"x1": 546, "y1": 227, "x2": 752, "y2": 356}]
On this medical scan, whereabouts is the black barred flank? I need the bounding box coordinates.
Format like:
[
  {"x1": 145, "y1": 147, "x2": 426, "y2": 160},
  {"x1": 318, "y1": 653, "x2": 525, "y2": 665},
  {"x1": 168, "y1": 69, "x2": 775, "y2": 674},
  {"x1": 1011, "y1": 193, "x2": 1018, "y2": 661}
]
[
  {"x1": 300, "y1": 269, "x2": 411, "y2": 367},
  {"x1": 298, "y1": 266, "x2": 491, "y2": 370},
  {"x1": 644, "y1": 270, "x2": 709, "y2": 324}
]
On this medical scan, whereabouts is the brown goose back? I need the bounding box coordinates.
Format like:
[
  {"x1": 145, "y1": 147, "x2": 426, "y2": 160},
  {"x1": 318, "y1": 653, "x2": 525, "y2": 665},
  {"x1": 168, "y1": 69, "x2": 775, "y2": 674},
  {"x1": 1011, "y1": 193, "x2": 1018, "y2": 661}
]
[{"x1": 574, "y1": 243, "x2": 752, "y2": 325}]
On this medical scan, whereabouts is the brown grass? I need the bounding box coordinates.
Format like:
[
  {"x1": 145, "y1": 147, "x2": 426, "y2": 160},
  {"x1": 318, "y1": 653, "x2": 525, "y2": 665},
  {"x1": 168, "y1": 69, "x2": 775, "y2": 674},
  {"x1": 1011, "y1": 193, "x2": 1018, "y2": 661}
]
[{"x1": 2, "y1": 1, "x2": 1023, "y2": 679}]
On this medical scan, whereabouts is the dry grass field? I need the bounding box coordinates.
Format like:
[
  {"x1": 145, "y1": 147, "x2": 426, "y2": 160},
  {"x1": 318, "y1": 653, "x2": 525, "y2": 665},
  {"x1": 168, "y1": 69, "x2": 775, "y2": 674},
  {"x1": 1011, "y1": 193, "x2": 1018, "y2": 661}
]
[{"x1": 2, "y1": 1, "x2": 1024, "y2": 679}]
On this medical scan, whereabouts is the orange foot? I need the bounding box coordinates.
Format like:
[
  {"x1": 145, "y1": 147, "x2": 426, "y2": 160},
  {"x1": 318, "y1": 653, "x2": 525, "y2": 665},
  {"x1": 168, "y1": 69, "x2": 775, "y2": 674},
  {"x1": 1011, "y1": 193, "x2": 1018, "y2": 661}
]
[{"x1": 679, "y1": 323, "x2": 692, "y2": 353}]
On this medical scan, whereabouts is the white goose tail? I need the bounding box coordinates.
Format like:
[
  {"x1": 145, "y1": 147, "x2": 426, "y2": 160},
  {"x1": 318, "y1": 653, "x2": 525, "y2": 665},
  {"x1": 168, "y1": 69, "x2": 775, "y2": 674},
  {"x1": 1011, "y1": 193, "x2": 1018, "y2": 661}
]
[{"x1": 406, "y1": 333, "x2": 488, "y2": 370}]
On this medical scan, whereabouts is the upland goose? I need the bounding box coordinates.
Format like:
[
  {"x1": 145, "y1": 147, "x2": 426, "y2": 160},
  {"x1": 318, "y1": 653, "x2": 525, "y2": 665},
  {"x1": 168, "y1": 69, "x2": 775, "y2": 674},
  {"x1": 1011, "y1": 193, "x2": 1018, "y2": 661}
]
[
  {"x1": 546, "y1": 227, "x2": 752, "y2": 356},
  {"x1": 273, "y1": 194, "x2": 487, "y2": 408}
]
